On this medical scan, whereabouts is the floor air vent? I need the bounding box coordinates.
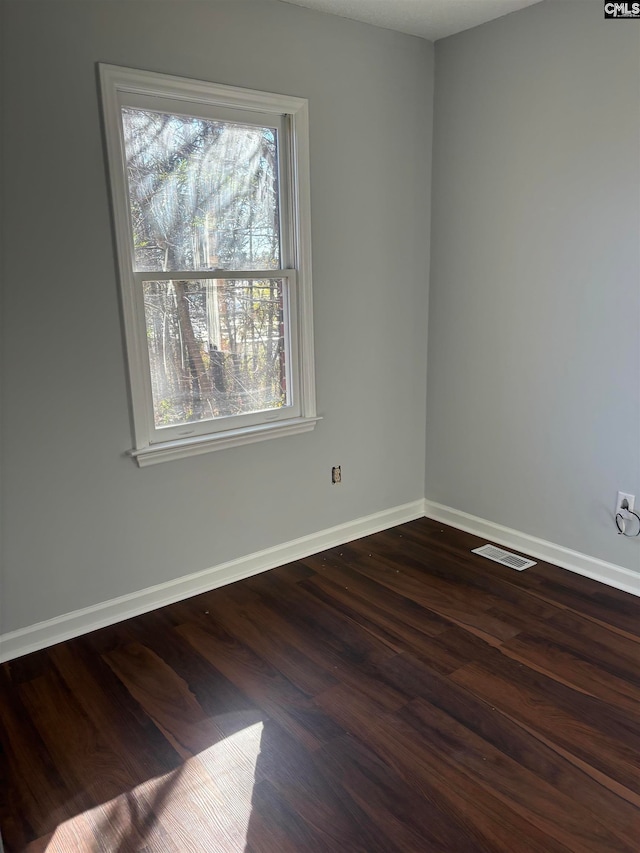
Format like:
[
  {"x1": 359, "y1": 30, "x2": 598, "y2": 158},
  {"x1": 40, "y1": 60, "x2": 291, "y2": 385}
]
[{"x1": 471, "y1": 544, "x2": 536, "y2": 571}]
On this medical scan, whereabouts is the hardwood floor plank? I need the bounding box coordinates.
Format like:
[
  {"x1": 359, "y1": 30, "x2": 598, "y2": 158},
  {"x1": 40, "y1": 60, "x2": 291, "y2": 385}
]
[
  {"x1": 22, "y1": 833, "x2": 54, "y2": 853},
  {"x1": 545, "y1": 610, "x2": 640, "y2": 679},
  {"x1": 484, "y1": 601, "x2": 563, "y2": 636},
  {"x1": 340, "y1": 544, "x2": 521, "y2": 643},
  {"x1": 248, "y1": 720, "x2": 396, "y2": 853},
  {"x1": 314, "y1": 682, "x2": 574, "y2": 853},
  {"x1": 23, "y1": 808, "x2": 127, "y2": 853},
  {"x1": 298, "y1": 573, "x2": 465, "y2": 670},
  {"x1": 101, "y1": 641, "x2": 287, "y2": 850},
  {"x1": 175, "y1": 621, "x2": 344, "y2": 750},
  {"x1": 107, "y1": 611, "x2": 270, "y2": 742},
  {"x1": 267, "y1": 561, "x2": 316, "y2": 584},
  {"x1": 314, "y1": 733, "x2": 484, "y2": 852},
  {"x1": 2, "y1": 518, "x2": 638, "y2": 852},
  {"x1": 467, "y1": 641, "x2": 640, "y2": 743},
  {"x1": 300, "y1": 553, "x2": 451, "y2": 637},
  {"x1": 147, "y1": 756, "x2": 254, "y2": 853},
  {"x1": 246, "y1": 779, "x2": 336, "y2": 853},
  {"x1": 377, "y1": 650, "x2": 640, "y2": 849},
  {"x1": 14, "y1": 668, "x2": 158, "y2": 850},
  {"x1": 103, "y1": 642, "x2": 263, "y2": 767},
  {"x1": 452, "y1": 660, "x2": 640, "y2": 797},
  {"x1": 188, "y1": 588, "x2": 339, "y2": 697},
  {"x1": 400, "y1": 697, "x2": 634, "y2": 853},
  {"x1": 49, "y1": 641, "x2": 182, "y2": 779},
  {"x1": 365, "y1": 527, "x2": 564, "y2": 622},
  {"x1": 500, "y1": 631, "x2": 640, "y2": 717},
  {"x1": 245, "y1": 570, "x2": 400, "y2": 667},
  {"x1": 0, "y1": 669, "x2": 78, "y2": 850},
  {"x1": 239, "y1": 574, "x2": 408, "y2": 711},
  {"x1": 17, "y1": 669, "x2": 134, "y2": 812},
  {"x1": 2, "y1": 650, "x2": 55, "y2": 687}
]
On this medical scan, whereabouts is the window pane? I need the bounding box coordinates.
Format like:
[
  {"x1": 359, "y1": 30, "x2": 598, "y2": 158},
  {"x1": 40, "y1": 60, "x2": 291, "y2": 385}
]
[
  {"x1": 143, "y1": 279, "x2": 288, "y2": 429},
  {"x1": 122, "y1": 108, "x2": 281, "y2": 272}
]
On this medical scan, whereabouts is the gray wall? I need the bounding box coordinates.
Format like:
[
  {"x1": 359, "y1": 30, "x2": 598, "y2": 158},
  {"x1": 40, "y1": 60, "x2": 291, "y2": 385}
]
[
  {"x1": 426, "y1": 1, "x2": 640, "y2": 570},
  {"x1": 1, "y1": 1, "x2": 433, "y2": 633}
]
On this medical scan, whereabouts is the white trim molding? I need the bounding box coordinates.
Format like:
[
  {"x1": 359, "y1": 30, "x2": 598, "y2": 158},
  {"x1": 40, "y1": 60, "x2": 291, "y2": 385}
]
[
  {"x1": 98, "y1": 64, "x2": 317, "y2": 465},
  {"x1": 4, "y1": 497, "x2": 637, "y2": 663},
  {"x1": 424, "y1": 499, "x2": 640, "y2": 598},
  {"x1": 0, "y1": 500, "x2": 425, "y2": 663},
  {"x1": 130, "y1": 416, "x2": 322, "y2": 466}
]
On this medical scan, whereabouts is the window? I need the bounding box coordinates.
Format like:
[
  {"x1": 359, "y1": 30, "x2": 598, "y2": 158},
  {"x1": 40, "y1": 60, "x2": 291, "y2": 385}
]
[{"x1": 99, "y1": 65, "x2": 318, "y2": 465}]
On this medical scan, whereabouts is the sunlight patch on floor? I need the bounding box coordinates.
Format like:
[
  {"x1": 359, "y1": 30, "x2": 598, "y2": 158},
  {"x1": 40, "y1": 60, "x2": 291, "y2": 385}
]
[{"x1": 41, "y1": 722, "x2": 264, "y2": 853}]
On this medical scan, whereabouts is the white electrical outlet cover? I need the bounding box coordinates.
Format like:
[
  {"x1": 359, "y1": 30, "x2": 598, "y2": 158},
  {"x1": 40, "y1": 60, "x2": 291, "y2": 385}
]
[{"x1": 616, "y1": 491, "x2": 635, "y2": 514}]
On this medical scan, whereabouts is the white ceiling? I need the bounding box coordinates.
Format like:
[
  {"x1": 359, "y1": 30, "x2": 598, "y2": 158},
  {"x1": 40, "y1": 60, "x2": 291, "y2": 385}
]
[{"x1": 280, "y1": 0, "x2": 546, "y2": 41}]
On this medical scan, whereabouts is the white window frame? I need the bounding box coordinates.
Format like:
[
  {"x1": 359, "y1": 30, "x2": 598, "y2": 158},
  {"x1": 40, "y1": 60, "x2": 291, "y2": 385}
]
[{"x1": 99, "y1": 64, "x2": 318, "y2": 466}]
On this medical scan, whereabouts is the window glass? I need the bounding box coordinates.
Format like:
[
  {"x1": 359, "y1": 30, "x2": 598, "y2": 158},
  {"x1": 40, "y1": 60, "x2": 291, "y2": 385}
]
[
  {"x1": 142, "y1": 278, "x2": 288, "y2": 428},
  {"x1": 122, "y1": 108, "x2": 281, "y2": 272},
  {"x1": 99, "y1": 64, "x2": 317, "y2": 463}
]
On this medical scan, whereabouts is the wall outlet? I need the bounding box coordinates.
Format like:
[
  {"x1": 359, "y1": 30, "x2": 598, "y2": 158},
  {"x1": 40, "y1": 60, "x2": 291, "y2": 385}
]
[
  {"x1": 332, "y1": 465, "x2": 342, "y2": 484},
  {"x1": 615, "y1": 491, "x2": 635, "y2": 515}
]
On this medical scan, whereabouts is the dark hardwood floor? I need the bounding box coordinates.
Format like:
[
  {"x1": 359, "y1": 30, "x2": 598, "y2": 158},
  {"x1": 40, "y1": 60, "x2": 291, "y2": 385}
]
[{"x1": 1, "y1": 518, "x2": 639, "y2": 851}]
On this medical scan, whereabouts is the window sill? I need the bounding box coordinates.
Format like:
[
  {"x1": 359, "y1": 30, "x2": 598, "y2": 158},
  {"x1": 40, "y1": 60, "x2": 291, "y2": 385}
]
[{"x1": 129, "y1": 416, "x2": 321, "y2": 467}]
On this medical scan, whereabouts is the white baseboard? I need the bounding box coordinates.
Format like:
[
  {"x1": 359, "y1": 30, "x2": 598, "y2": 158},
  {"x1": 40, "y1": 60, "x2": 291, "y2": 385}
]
[
  {"x1": 0, "y1": 500, "x2": 425, "y2": 663},
  {"x1": 424, "y1": 499, "x2": 640, "y2": 598},
  {"x1": 3, "y1": 497, "x2": 637, "y2": 663}
]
